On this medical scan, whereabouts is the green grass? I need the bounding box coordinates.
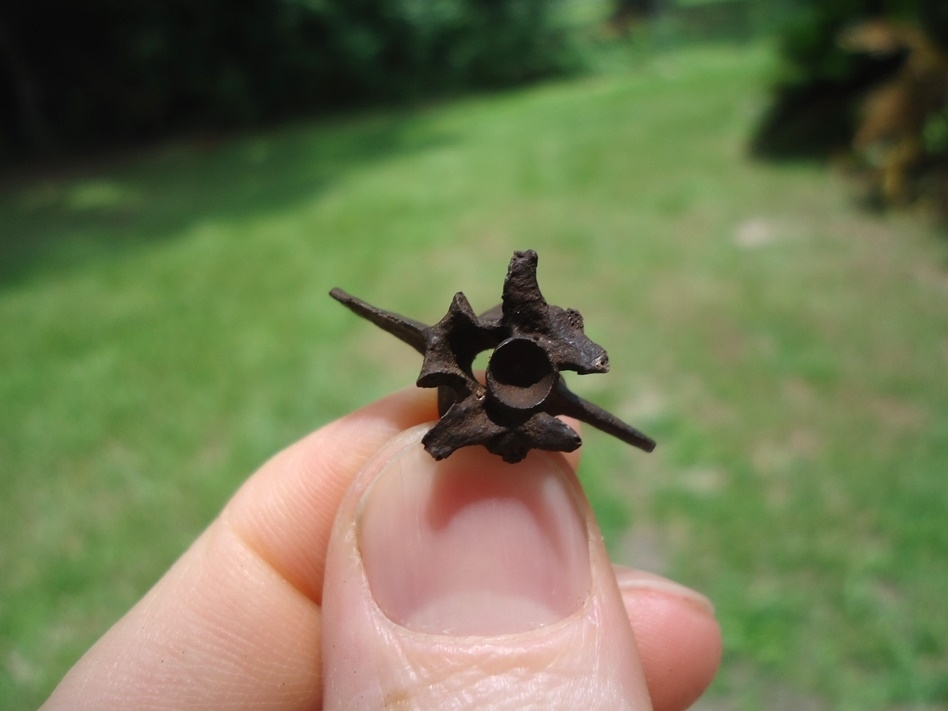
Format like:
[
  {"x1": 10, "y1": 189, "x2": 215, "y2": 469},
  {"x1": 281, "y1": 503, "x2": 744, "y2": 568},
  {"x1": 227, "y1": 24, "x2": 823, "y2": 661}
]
[{"x1": 2, "y1": 41, "x2": 947, "y2": 710}]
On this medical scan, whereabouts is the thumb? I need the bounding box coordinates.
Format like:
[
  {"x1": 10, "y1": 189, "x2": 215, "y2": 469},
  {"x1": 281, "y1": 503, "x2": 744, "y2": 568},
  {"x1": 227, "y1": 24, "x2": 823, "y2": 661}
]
[{"x1": 321, "y1": 425, "x2": 652, "y2": 710}]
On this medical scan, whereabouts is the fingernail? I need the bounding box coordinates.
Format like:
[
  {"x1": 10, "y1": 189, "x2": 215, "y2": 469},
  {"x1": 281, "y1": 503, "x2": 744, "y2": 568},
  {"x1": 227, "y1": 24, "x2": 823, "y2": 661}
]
[
  {"x1": 358, "y1": 439, "x2": 591, "y2": 636},
  {"x1": 614, "y1": 567, "x2": 715, "y2": 615}
]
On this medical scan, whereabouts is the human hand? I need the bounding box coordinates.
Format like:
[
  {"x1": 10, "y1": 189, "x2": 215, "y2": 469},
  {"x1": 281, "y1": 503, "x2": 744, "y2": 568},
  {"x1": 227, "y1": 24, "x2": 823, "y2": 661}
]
[{"x1": 42, "y1": 388, "x2": 720, "y2": 710}]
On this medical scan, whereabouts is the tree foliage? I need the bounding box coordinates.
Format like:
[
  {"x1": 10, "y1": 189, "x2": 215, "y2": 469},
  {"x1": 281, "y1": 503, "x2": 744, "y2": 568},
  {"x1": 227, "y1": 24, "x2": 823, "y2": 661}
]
[{"x1": 0, "y1": 0, "x2": 577, "y2": 159}]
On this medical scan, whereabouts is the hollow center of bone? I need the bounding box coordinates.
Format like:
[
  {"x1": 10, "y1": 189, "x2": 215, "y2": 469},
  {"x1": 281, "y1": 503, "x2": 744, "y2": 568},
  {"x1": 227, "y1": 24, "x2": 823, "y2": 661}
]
[{"x1": 486, "y1": 337, "x2": 556, "y2": 410}]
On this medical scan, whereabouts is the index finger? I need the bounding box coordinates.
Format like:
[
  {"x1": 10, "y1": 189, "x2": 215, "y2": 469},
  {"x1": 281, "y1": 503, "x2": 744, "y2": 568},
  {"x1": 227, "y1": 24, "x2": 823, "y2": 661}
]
[
  {"x1": 224, "y1": 387, "x2": 438, "y2": 602},
  {"x1": 42, "y1": 388, "x2": 439, "y2": 711}
]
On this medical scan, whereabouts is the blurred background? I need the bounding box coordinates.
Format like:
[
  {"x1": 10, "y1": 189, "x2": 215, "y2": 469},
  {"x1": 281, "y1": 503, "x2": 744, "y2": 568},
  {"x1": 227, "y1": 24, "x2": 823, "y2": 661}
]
[{"x1": 1, "y1": 0, "x2": 946, "y2": 708}]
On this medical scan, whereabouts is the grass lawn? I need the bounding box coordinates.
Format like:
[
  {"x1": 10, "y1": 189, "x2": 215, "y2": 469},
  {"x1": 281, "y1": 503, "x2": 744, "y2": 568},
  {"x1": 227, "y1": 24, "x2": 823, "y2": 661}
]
[{"x1": 2, "y1": 41, "x2": 947, "y2": 710}]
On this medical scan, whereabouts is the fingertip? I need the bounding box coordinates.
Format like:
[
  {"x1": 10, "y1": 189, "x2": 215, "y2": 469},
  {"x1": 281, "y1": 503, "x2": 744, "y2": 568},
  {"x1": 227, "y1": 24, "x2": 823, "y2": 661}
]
[
  {"x1": 358, "y1": 434, "x2": 590, "y2": 635},
  {"x1": 322, "y1": 428, "x2": 654, "y2": 710},
  {"x1": 615, "y1": 567, "x2": 722, "y2": 711}
]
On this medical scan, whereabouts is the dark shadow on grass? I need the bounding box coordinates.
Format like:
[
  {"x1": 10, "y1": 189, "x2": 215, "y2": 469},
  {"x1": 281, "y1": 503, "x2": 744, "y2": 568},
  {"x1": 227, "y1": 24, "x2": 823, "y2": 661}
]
[{"x1": 0, "y1": 111, "x2": 454, "y2": 289}]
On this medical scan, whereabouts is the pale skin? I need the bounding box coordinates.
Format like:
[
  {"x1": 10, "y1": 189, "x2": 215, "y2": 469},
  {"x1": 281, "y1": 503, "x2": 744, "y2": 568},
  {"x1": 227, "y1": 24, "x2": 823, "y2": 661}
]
[{"x1": 42, "y1": 388, "x2": 721, "y2": 710}]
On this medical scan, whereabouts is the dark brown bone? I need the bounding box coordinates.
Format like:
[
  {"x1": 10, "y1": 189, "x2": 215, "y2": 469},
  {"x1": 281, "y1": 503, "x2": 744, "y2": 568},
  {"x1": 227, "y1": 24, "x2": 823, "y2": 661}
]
[{"x1": 330, "y1": 250, "x2": 656, "y2": 463}]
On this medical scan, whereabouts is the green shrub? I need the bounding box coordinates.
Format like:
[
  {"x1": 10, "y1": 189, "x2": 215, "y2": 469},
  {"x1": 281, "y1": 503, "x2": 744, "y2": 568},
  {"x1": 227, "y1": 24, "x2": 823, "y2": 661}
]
[
  {"x1": 752, "y1": 0, "x2": 948, "y2": 158},
  {"x1": 751, "y1": 0, "x2": 948, "y2": 215}
]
